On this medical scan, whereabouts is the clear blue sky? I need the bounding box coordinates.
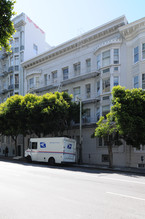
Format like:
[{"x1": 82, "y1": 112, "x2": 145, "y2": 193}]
[{"x1": 14, "y1": 0, "x2": 145, "y2": 47}]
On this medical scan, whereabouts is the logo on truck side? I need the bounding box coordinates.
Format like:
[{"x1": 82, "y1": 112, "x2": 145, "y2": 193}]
[
  {"x1": 67, "y1": 144, "x2": 72, "y2": 149},
  {"x1": 40, "y1": 142, "x2": 46, "y2": 148}
]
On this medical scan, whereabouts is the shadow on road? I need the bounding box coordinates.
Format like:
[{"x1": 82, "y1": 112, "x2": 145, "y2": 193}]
[{"x1": 0, "y1": 157, "x2": 145, "y2": 178}]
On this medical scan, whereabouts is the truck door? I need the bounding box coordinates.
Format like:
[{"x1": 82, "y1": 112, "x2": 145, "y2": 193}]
[
  {"x1": 64, "y1": 140, "x2": 75, "y2": 162},
  {"x1": 31, "y1": 141, "x2": 38, "y2": 161}
]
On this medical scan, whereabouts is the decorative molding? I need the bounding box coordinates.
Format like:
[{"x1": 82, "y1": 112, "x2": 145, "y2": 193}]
[
  {"x1": 94, "y1": 36, "x2": 122, "y2": 53},
  {"x1": 119, "y1": 18, "x2": 145, "y2": 40},
  {"x1": 26, "y1": 70, "x2": 42, "y2": 79},
  {"x1": 22, "y1": 20, "x2": 126, "y2": 69}
]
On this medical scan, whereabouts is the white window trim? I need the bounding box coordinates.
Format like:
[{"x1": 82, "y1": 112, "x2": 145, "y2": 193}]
[
  {"x1": 142, "y1": 43, "x2": 145, "y2": 60},
  {"x1": 133, "y1": 46, "x2": 139, "y2": 64}
]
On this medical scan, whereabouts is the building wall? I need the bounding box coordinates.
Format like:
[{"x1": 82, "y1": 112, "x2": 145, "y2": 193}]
[
  {"x1": 22, "y1": 16, "x2": 131, "y2": 167},
  {"x1": 0, "y1": 13, "x2": 50, "y2": 156},
  {"x1": 1, "y1": 15, "x2": 145, "y2": 167}
]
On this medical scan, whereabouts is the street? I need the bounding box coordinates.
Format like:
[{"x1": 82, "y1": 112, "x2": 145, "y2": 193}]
[{"x1": 0, "y1": 161, "x2": 145, "y2": 219}]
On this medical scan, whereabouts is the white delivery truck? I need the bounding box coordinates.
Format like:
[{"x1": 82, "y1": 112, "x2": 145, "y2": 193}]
[{"x1": 25, "y1": 137, "x2": 76, "y2": 165}]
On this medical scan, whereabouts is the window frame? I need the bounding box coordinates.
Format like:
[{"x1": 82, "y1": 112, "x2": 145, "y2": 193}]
[
  {"x1": 134, "y1": 46, "x2": 139, "y2": 64},
  {"x1": 142, "y1": 43, "x2": 145, "y2": 60},
  {"x1": 62, "y1": 67, "x2": 69, "y2": 80},
  {"x1": 113, "y1": 48, "x2": 119, "y2": 64},
  {"x1": 102, "y1": 50, "x2": 110, "y2": 67}
]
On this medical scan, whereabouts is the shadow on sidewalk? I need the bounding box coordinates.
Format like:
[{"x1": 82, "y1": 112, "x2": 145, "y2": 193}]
[{"x1": 0, "y1": 156, "x2": 145, "y2": 177}]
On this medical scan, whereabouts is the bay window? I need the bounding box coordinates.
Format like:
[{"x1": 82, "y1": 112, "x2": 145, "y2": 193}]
[
  {"x1": 102, "y1": 50, "x2": 110, "y2": 67},
  {"x1": 102, "y1": 78, "x2": 110, "y2": 93},
  {"x1": 114, "y1": 49, "x2": 119, "y2": 64}
]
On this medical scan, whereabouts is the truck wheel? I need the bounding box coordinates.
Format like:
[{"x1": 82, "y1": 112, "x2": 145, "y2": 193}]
[
  {"x1": 48, "y1": 157, "x2": 55, "y2": 166},
  {"x1": 26, "y1": 155, "x2": 32, "y2": 163}
]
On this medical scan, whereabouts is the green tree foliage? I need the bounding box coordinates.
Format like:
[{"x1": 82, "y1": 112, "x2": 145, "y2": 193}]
[
  {"x1": 0, "y1": 92, "x2": 79, "y2": 155},
  {"x1": 0, "y1": 0, "x2": 16, "y2": 51},
  {"x1": 112, "y1": 86, "x2": 145, "y2": 149},
  {"x1": 95, "y1": 112, "x2": 122, "y2": 167},
  {"x1": 0, "y1": 95, "x2": 26, "y2": 155}
]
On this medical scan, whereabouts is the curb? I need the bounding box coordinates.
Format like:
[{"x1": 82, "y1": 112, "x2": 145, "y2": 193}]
[{"x1": 0, "y1": 157, "x2": 145, "y2": 175}]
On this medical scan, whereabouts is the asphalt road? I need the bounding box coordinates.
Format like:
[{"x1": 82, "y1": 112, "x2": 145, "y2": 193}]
[{"x1": 0, "y1": 161, "x2": 145, "y2": 219}]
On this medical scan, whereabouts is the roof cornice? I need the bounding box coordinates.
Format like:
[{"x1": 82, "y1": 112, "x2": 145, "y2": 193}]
[
  {"x1": 22, "y1": 16, "x2": 127, "y2": 69},
  {"x1": 119, "y1": 17, "x2": 145, "y2": 40}
]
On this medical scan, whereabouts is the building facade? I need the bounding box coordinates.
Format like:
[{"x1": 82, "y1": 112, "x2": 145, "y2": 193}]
[
  {"x1": 0, "y1": 13, "x2": 50, "y2": 156},
  {"x1": 1, "y1": 14, "x2": 145, "y2": 167},
  {"x1": 22, "y1": 15, "x2": 145, "y2": 168}
]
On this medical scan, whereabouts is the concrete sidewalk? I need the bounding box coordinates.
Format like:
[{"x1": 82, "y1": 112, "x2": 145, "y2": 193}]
[{"x1": 0, "y1": 155, "x2": 145, "y2": 175}]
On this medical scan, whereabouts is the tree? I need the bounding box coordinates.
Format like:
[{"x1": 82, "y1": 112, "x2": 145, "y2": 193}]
[
  {"x1": 0, "y1": 95, "x2": 27, "y2": 155},
  {"x1": 0, "y1": 92, "x2": 80, "y2": 155},
  {"x1": 112, "y1": 86, "x2": 145, "y2": 149},
  {"x1": 22, "y1": 92, "x2": 80, "y2": 137},
  {"x1": 0, "y1": 0, "x2": 16, "y2": 51},
  {"x1": 94, "y1": 112, "x2": 122, "y2": 168},
  {"x1": 22, "y1": 93, "x2": 42, "y2": 137}
]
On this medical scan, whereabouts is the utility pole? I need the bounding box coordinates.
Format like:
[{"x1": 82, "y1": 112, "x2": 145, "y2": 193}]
[{"x1": 77, "y1": 96, "x2": 82, "y2": 164}]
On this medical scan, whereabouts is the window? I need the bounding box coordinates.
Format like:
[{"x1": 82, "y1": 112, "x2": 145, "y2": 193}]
[
  {"x1": 86, "y1": 84, "x2": 91, "y2": 98},
  {"x1": 134, "y1": 76, "x2": 139, "y2": 88},
  {"x1": 102, "y1": 154, "x2": 109, "y2": 162},
  {"x1": 14, "y1": 55, "x2": 19, "y2": 65},
  {"x1": 114, "y1": 67, "x2": 118, "y2": 71},
  {"x1": 20, "y1": 31, "x2": 24, "y2": 47},
  {"x1": 102, "y1": 50, "x2": 110, "y2": 67},
  {"x1": 10, "y1": 57, "x2": 13, "y2": 66},
  {"x1": 20, "y1": 52, "x2": 24, "y2": 62},
  {"x1": 142, "y1": 43, "x2": 145, "y2": 60},
  {"x1": 15, "y1": 74, "x2": 19, "y2": 88},
  {"x1": 83, "y1": 109, "x2": 91, "y2": 123},
  {"x1": 86, "y1": 59, "x2": 91, "y2": 73},
  {"x1": 10, "y1": 75, "x2": 13, "y2": 85},
  {"x1": 63, "y1": 67, "x2": 69, "y2": 80},
  {"x1": 114, "y1": 49, "x2": 119, "y2": 64},
  {"x1": 103, "y1": 96, "x2": 109, "y2": 100},
  {"x1": 97, "y1": 81, "x2": 100, "y2": 96},
  {"x1": 52, "y1": 71, "x2": 57, "y2": 83},
  {"x1": 99, "y1": 137, "x2": 102, "y2": 146},
  {"x1": 29, "y1": 78, "x2": 34, "y2": 89},
  {"x1": 32, "y1": 142, "x2": 37, "y2": 150},
  {"x1": 33, "y1": 44, "x2": 38, "y2": 55},
  {"x1": 102, "y1": 105, "x2": 110, "y2": 118},
  {"x1": 134, "y1": 46, "x2": 139, "y2": 63},
  {"x1": 36, "y1": 77, "x2": 39, "y2": 88},
  {"x1": 114, "y1": 76, "x2": 119, "y2": 86},
  {"x1": 44, "y1": 74, "x2": 48, "y2": 86},
  {"x1": 102, "y1": 78, "x2": 110, "y2": 93},
  {"x1": 142, "y1": 74, "x2": 145, "y2": 89},
  {"x1": 73, "y1": 87, "x2": 80, "y2": 101},
  {"x1": 103, "y1": 68, "x2": 110, "y2": 74},
  {"x1": 14, "y1": 38, "x2": 19, "y2": 47},
  {"x1": 74, "y1": 62, "x2": 80, "y2": 76},
  {"x1": 96, "y1": 107, "x2": 100, "y2": 121},
  {"x1": 97, "y1": 54, "x2": 101, "y2": 70}
]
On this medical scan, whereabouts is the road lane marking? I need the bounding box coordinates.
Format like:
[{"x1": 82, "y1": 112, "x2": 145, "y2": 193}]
[
  {"x1": 107, "y1": 192, "x2": 145, "y2": 201},
  {"x1": 97, "y1": 176, "x2": 145, "y2": 185}
]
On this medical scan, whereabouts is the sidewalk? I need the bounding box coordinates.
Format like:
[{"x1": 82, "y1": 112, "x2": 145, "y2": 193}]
[{"x1": 0, "y1": 156, "x2": 145, "y2": 175}]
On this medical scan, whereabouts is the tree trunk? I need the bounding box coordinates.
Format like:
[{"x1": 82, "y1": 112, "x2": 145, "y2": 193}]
[
  {"x1": 12, "y1": 136, "x2": 18, "y2": 156},
  {"x1": 108, "y1": 142, "x2": 113, "y2": 168}
]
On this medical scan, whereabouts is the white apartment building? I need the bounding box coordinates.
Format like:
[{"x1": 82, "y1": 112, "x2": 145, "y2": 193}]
[
  {"x1": 1, "y1": 14, "x2": 145, "y2": 167},
  {"x1": 22, "y1": 15, "x2": 145, "y2": 168},
  {"x1": 0, "y1": 13, "x2": 50, "y2": 156}
]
